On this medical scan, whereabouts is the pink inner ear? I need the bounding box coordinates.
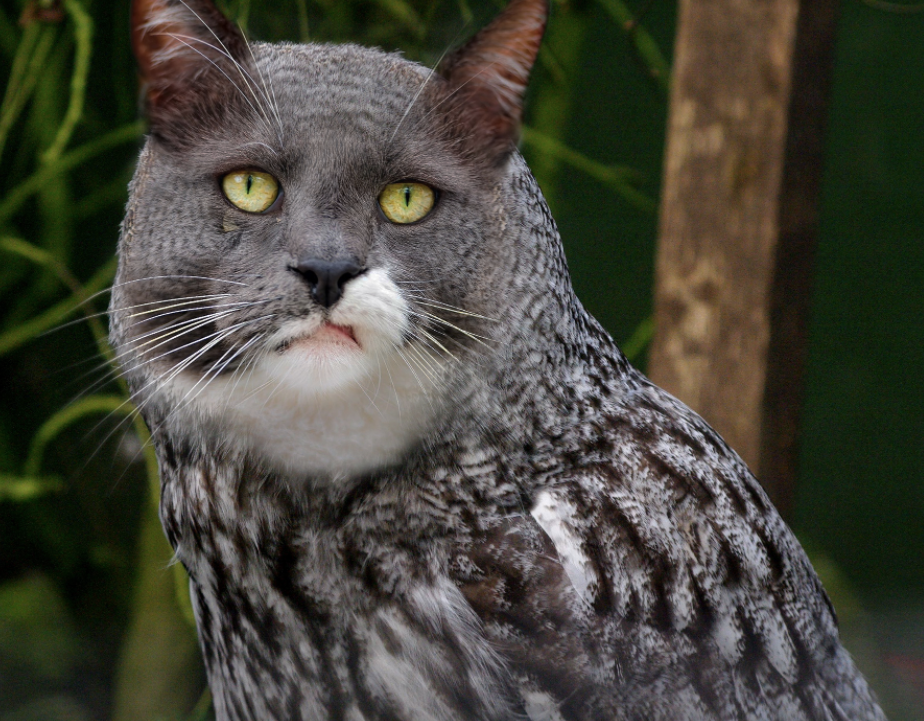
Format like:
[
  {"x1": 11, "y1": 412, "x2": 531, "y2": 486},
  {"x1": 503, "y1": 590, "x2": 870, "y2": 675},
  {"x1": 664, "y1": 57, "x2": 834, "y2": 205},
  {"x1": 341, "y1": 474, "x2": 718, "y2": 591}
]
[{"x1": 440, "y1": 0, "x2": 548, "y2": 147}]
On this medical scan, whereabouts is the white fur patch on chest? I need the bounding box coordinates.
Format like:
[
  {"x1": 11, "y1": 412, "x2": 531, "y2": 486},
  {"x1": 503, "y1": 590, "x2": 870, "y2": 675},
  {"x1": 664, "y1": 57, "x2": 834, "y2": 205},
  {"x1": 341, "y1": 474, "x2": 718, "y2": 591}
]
[
  {"x1": 530, "y1": 490, "x2": 597, "y2": 604},
  {"x1": 168, "y1": 268, "x2": 447, "y2": 479}
]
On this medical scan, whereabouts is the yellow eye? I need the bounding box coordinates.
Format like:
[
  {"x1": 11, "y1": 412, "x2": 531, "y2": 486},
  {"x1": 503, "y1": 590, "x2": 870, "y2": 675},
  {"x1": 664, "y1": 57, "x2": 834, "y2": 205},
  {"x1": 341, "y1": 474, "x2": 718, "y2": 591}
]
[
  {"x1": 378, "y1": 182, "x2": 435, "y2": 224},
  {"x1": 221, "y1": 170, "x2": 279, "y2": 213}
]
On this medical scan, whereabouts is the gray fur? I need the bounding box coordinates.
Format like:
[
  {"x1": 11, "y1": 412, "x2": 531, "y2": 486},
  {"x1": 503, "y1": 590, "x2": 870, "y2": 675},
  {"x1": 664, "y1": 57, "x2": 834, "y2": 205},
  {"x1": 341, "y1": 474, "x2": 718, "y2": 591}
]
[{"x1": 111, "y1": 3, "x2": 885, "y2": 719}]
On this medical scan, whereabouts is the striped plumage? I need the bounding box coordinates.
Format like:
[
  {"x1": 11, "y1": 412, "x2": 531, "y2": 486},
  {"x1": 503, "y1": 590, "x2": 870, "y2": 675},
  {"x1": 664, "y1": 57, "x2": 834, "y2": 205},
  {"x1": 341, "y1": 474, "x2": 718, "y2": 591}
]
[{"x1": 112, "y1": 0, "x2": 886, "y2": 718}]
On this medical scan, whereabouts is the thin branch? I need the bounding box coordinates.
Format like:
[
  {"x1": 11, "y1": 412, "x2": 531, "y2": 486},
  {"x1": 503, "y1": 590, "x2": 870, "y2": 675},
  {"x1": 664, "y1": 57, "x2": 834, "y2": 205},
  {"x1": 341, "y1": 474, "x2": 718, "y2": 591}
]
[
  {"x1": 595, "y1": 0, "x2": 670, "y2": 94},
  {"x1": 0, "y1": 23, "x2": 56, "y2": 162},
  {"x1": 24, "y1": 394, "x2": 128, "y2": 477},
  {"x1": 0, "y1": 255, "x2": 117, "y2": 356},
  {"x1": 861, "y1": 0, "x2": 924, "y2": 11},
  {"x1": 0, "y1": 120, "x2": 144, "y2": 226},
  {"x1": 43, "y1": 0, "x2": 94, "y2": 163},
  {"x1": 521, "y1": 125, "x2": 656, "y2": 213}
]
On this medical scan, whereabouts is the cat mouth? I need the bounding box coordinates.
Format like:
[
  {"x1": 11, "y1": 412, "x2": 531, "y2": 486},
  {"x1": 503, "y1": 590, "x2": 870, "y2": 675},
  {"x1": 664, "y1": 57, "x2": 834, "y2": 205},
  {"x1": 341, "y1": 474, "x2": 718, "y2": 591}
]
[
  {"x1": 278, "y1": 322, "x2": 361, "y2": 352},
  {"x1": 314, "y1": 323, "x2": 359, "y2": 345}
]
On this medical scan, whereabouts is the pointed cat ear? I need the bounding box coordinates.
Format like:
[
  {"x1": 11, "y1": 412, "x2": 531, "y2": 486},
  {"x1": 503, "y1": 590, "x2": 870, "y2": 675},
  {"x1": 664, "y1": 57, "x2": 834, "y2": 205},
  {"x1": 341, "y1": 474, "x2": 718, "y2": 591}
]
[
  {"x1": 438, "y1": 0, "x2": 548, "y2": 165},
  {"x1": 131, "y1": 0, "x2": 250, "y2": 144}
]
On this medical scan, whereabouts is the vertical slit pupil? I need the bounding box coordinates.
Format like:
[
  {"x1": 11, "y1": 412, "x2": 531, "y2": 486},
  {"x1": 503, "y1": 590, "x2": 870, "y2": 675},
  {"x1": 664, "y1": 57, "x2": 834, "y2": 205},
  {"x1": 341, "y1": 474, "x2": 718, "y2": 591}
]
[
  {"x1": 246, "y1": 175, "x2": 253, "y2": 194},
  {"x1": 403, "y1": 185, "x2": 411, "y2": 207}
]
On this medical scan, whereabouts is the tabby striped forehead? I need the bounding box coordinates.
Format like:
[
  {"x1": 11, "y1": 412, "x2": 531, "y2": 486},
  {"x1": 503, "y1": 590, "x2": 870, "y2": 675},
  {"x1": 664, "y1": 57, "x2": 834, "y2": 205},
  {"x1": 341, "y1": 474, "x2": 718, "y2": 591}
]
[{"x1": 251, "y1": 42, "x2": 434, "y2": 139}]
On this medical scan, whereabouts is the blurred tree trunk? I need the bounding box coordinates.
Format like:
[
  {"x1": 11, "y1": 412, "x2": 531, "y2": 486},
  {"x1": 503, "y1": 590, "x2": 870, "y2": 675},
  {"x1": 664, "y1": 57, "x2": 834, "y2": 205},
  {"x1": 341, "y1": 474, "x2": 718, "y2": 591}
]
[{"x1": 649, "y1": 0, "x2": 840, "y2": 519}]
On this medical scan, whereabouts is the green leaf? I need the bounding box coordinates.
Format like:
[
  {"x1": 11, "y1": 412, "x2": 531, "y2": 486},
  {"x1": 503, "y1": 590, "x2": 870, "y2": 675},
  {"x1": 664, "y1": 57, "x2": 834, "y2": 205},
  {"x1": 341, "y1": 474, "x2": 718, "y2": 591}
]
[
  {"x1": 594, "y1": 0, "x2": 671, "y2": 94},
  {"x1": 41, "y1": 0, "x2": 94, "y2": 163},
  {"x1": 621, "y1": 316, "x2": 654, "y2": 363},
  {"x1": 0, "y1": 573, "x2": 80, "y2": 680},
  {"x1": 0, "y1": 254, "x2": 116, "y2": 357},
  {"x1": 24, "y1": 393, "x2": 131, "y2": 478},
  {"x1": 0, "y1": 23, "x2": 57, "y2": 163},
  {"x1": 0, "y1": 474, "x2": 62, "y2": 502},
  {"x1": 521, "y1": 126, "x2": 656, "y2": 213},
  {"x1": 0, "y1": 120, "x2": 144, "y2": 227}
]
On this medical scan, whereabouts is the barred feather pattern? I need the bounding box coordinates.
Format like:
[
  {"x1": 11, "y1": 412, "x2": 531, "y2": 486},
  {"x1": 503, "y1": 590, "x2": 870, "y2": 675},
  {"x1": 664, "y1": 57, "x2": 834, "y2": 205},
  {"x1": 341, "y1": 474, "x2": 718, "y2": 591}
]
[{"x1": 114, "y1": 3, "x2": 886, "y2": 717}]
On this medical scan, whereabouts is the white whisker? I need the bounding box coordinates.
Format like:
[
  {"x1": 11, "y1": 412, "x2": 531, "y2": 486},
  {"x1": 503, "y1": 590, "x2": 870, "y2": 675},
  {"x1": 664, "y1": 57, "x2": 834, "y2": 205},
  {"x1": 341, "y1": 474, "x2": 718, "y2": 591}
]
[
  {"x1": 174, "y1": 0, "x2": 282, "y2": 137},
  {"x1": 165, "y1": 34, "x2": 273, "y2": 130},
  {"x1": 388, "y1": 21, "x2": 471, "y2": 146}
]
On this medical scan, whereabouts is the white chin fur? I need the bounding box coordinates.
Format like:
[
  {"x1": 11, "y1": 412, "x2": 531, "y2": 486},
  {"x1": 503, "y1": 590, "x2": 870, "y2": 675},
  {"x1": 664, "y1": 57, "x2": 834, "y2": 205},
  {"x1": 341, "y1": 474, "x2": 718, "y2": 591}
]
[{"x1": 165, "y1": 268, "x2": 447, "y2": 480}]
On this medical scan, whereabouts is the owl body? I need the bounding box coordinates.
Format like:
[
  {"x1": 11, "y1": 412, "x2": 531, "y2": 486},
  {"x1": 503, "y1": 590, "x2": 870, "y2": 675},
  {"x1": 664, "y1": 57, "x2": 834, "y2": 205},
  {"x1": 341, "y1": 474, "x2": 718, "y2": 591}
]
[
  {"x1": 113, "y1": 0, "x2": 885, "y2": 718},
  {"x1": 154, "y1": 323, "x2": 874, "y2": 719}
]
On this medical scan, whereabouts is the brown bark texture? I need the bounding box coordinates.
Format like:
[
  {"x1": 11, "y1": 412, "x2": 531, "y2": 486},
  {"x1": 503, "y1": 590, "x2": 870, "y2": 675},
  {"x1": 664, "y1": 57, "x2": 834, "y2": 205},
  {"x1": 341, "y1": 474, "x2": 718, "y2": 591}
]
[{"x1": 649, "y1": 0, "x2": 839, "y2": 519}]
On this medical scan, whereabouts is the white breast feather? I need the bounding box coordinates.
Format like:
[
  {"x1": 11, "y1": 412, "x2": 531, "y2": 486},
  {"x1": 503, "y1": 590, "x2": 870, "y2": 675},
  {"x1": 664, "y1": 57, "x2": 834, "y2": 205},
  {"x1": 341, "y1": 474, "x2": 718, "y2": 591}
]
[{"x1": 530, "y1": 490, "x2": 596, "y2": 604}]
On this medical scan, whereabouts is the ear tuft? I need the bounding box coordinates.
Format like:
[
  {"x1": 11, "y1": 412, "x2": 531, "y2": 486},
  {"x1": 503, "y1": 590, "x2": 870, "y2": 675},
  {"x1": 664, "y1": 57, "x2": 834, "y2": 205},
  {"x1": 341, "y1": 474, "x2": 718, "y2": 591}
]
[
  {"x1": 439, "y1": 0, "x2": 548, "y2": 163},
  {"x1": 131, "y1": 0, "x2": 249, "y2": 144}
]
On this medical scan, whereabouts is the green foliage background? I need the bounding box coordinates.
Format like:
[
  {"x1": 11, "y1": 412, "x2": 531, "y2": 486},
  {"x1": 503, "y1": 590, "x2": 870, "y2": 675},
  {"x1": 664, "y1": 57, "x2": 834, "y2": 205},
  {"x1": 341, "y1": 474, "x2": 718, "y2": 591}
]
[{"x1": 0, "y1": 0, "x2": 921, "y2": 719}]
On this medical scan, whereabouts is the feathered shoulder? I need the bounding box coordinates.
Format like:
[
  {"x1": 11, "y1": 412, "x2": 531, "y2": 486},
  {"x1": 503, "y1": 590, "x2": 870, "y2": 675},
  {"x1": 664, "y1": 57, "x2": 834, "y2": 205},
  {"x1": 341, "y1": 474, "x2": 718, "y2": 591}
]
[{"x1": 452, "y1": 375, "x2": 883, "y2": 720}]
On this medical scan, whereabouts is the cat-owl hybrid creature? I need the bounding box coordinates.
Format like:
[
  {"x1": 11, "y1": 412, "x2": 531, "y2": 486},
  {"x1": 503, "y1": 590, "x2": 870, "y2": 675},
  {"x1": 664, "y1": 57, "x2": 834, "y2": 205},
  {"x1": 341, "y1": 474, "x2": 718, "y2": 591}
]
[{"x1": 111, "y1": 0, "x2": 886, "y2": 719}]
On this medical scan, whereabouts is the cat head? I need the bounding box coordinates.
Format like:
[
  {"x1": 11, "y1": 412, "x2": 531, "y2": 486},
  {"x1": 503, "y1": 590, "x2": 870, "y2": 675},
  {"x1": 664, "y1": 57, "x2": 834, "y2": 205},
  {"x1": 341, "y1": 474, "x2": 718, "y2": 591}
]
[{"x1": 112, "y1": 0, "x2": 558, "y2": 480}]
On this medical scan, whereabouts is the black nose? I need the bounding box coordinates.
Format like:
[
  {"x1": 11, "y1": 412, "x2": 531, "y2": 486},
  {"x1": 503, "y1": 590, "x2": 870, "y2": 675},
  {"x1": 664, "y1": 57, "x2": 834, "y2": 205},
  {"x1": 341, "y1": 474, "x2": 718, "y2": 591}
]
[{"x1": 290, "y1": 258, "x2": 365, "y2": 308}]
